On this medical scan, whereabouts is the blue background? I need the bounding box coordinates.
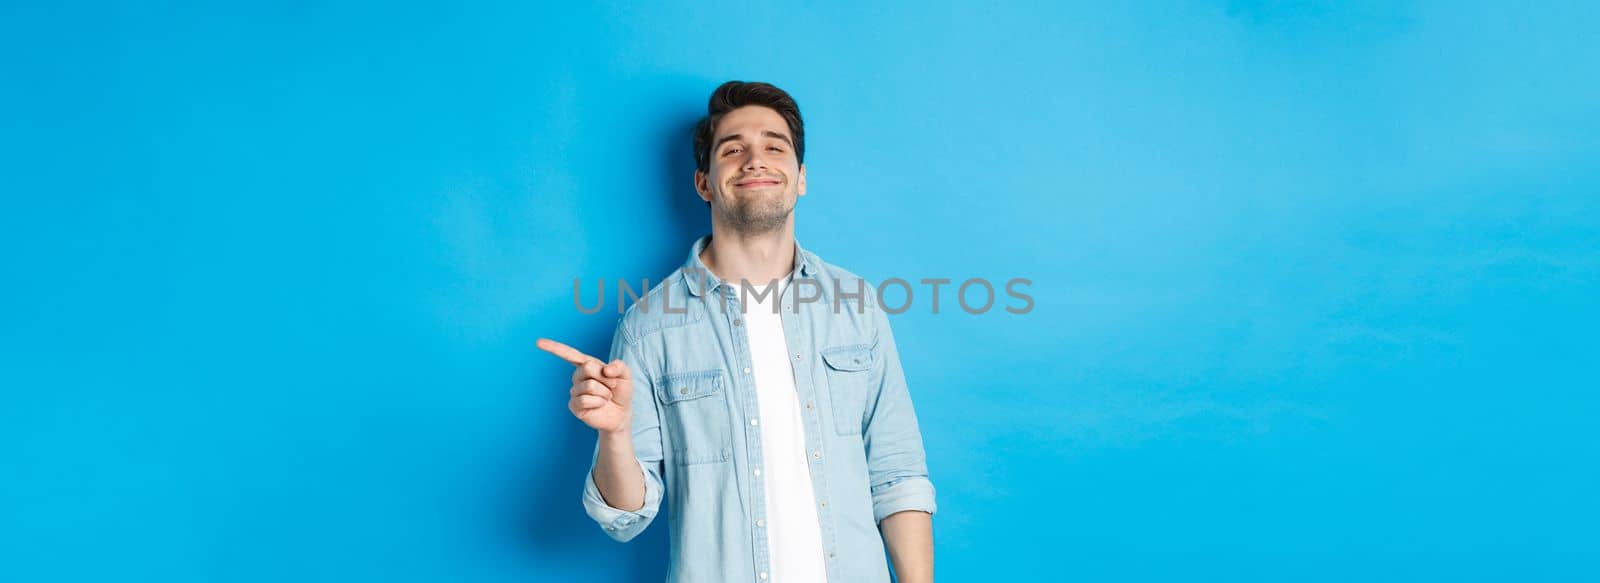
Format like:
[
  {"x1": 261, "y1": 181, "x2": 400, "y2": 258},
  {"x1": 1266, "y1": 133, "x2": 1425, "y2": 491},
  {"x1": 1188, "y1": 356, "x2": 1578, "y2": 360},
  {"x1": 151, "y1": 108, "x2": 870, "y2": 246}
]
[{"x1": 4, "y1": 1, "x2": 1597, "y2": 581}]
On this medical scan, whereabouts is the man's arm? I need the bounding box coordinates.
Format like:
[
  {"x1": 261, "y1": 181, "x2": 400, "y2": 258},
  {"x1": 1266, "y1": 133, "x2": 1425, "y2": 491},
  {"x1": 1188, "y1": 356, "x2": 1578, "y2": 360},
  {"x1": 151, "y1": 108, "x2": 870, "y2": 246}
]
[
  {"x1": 584, "y1": 328, "x2": 666, "y2": 542},
  {"x1": 880, "y1": 510, "x2": 933, "y2": 582},
  {"x1": 592, "y1": 429, "x2": 645, "y2": 511},
  {"x1": 861, "y1": 287, "x2": 938, "y2": 576},
  {"x1": 540, "y1": 325, "x2": 666, "y2": 543}
]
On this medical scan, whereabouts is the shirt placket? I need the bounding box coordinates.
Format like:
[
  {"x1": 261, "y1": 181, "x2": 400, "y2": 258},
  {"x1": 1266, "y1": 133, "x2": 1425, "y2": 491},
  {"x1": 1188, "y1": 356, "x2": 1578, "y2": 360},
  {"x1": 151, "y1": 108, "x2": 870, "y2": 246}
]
[{"x1": 724, "y1": 284, "x2": 774, "y2": 582}]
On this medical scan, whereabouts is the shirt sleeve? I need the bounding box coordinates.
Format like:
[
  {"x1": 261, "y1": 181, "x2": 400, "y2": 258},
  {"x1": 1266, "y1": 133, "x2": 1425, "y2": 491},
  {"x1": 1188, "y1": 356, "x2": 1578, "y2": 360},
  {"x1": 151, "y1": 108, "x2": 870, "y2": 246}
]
[
  {"x1": 580, "y1": 320, "x2": 667, "y2": 542},
  {"x1": 862, "y1": 291, "x2": 938, "y2": 523}
]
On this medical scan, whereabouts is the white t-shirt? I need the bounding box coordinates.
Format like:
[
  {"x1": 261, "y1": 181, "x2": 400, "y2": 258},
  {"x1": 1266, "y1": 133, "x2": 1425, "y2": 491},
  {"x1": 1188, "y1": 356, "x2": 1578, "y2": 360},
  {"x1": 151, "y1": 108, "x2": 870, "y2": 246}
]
[{"x1": 742, "y1": 273, "x2": 828, "y2": 582}]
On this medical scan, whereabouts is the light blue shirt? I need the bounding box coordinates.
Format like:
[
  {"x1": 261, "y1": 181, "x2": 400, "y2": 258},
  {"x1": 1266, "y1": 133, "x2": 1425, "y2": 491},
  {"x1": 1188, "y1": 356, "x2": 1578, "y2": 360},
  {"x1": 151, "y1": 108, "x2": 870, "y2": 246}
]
[{"x1": 582, "y1": 234, "x2": 938, "y2": 582}]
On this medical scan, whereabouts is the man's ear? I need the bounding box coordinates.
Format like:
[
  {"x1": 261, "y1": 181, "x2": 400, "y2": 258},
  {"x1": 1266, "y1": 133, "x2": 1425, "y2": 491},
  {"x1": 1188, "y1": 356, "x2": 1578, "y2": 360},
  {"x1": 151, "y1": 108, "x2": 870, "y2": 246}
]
[
  {"x1": 797, "y1": 163, "x2": 807, "y2": 197},
  {"x1": 694, "y1": 170, "x2": 711, "y2": 202}
]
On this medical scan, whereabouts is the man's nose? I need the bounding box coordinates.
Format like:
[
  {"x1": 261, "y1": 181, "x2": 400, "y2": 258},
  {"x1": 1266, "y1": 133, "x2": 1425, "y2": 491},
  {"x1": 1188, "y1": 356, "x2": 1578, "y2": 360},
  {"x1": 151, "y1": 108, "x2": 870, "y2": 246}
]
[{"x1": 742, "y1": 150, "x2": 770, "y2": 172}]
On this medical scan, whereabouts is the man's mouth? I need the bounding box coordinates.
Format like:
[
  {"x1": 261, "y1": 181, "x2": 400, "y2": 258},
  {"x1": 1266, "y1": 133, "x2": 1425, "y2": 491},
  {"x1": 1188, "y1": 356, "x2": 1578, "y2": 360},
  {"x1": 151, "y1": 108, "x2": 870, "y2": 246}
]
[{"x1": 734, "y1": 178, "x2": 782, "y2": 187}]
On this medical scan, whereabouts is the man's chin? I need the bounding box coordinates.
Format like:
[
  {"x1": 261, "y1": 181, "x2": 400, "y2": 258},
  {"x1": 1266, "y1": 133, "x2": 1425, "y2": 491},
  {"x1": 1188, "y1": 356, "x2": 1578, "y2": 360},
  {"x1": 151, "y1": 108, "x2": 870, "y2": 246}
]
[{"x1": 726, "y1": 200, "x2": 793, "y2": 233}]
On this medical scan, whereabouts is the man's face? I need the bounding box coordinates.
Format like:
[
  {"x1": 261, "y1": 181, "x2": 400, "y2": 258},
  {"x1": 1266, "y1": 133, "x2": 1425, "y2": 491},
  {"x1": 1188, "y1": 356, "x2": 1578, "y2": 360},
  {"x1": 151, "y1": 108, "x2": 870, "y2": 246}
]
[{"x1": 695, "y1": 105, "x2": 807, "y2": 233}]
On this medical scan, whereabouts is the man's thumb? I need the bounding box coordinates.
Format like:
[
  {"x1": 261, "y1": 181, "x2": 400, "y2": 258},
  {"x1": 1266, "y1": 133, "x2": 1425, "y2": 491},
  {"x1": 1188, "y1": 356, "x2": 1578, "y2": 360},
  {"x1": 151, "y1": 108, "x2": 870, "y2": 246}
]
[
  {"x1": 603, "y1": 359, "x2": 630, "y2": 379},
  {"x1": 605, "y1": 359, "x2": 632, "y2": 401}
]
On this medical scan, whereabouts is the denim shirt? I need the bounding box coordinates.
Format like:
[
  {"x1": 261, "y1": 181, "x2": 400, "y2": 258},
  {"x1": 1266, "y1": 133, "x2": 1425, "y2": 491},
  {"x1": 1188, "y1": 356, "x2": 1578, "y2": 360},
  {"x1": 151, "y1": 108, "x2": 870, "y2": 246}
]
[{"x1": 581, "y1": 235, "x2": 937, "y2": 582}]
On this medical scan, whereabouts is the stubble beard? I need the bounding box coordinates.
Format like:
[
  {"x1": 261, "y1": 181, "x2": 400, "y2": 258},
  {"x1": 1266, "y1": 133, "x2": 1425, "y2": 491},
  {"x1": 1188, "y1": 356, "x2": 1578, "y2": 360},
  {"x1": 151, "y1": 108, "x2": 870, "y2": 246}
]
[{"x1": 721, "y1": 188, "x2": 793, "y2": 235}]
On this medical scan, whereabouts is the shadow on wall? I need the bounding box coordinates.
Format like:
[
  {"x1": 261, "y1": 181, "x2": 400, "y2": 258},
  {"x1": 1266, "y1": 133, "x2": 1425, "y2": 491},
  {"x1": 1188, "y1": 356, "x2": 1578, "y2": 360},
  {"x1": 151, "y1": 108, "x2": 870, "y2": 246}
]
[{"x1": 508, "y1": 92, "x2": 711, "y2": 580}]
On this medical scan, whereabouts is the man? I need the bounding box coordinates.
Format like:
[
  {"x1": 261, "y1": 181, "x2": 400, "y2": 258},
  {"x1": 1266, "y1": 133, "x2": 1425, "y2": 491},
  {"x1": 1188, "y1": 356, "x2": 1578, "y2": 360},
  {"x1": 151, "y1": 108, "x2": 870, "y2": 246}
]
[{"x1": 537, "y1": 81, "x2": 935, "y2": 582}]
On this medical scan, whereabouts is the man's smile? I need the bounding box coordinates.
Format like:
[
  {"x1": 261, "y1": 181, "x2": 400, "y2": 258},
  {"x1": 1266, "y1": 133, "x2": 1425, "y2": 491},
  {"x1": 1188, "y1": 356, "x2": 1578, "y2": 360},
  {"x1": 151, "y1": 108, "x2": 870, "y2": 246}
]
[{"x1": 734, "y1": 176, "x2": 783, "y2": 188}]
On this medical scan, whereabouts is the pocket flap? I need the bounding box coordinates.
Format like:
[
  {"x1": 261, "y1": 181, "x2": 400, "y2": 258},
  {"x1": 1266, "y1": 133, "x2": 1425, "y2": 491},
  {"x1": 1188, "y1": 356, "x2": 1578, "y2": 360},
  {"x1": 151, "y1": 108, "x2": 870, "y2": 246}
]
[
  {"x1": 821, "y1": 344, "x2": 874, "y2": 372},
  {"x1": 657, "y1": 370, "x2": 723, "y2": 404}
]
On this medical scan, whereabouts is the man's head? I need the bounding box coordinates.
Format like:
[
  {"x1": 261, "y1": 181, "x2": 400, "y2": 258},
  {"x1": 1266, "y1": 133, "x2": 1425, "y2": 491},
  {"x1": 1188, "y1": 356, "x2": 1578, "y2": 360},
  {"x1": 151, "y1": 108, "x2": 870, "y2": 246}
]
[{"x1": 693, "y1": 81, "x2": 806, "y2": 234}]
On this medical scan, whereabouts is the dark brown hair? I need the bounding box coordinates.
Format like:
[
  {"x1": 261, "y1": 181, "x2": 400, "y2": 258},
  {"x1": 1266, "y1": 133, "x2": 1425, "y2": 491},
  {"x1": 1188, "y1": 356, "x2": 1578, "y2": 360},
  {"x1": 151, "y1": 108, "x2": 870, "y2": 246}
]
[{"x1": 693, "y1": 81, "x2": 805, "y2": 175}]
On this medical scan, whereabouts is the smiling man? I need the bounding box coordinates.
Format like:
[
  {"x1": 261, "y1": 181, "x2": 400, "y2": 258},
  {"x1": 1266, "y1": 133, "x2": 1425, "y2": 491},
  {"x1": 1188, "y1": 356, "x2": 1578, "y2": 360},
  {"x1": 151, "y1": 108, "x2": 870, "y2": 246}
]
[{"x1": 538, "y1": 80, "x2": 936, "y2": 582}]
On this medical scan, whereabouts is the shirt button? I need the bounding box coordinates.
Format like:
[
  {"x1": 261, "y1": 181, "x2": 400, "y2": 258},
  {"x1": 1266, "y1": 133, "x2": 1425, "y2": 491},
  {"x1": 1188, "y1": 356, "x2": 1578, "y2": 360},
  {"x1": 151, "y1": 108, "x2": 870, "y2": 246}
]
[
  {"x1": 812, "y1": 450, "x2": 822, "y2": 460},
  {"x1": 753, "y1": 468, "x2": 761, "y2": 477},
  {"x1": 820, "y1": 501, "x2": 827, "y2": 508},
  {"x1": 794, "y1": 352, "x2": 802, "y2": 360},
  {"x1": 734, "y1": 318, "x2": 743, "y2": 326},
  {"x1": 755, "y1": 519, "x2": 765, "y2": 528},
  {"x1": 828, "y1": 552, "x2": 836, "y2": 560},
  {"x1": 759, "y1": 572, "x2": 769, "y2": 580},
  {"x1": 805, "y1": 400, "x2": 814, "y2": 409},
  {"x1": 743, "y1": 367, "x2": 751, "y2": 374},
  {"x1": 750, "y1": 418, "x2": 759, "y2": 426}
]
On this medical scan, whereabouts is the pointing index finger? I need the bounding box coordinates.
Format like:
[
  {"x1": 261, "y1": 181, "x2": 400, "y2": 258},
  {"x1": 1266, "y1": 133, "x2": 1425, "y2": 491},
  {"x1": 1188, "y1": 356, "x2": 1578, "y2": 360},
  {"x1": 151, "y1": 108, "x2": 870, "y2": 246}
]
[{"x1": 536, "y1": 338, "x2": 598, "y2": 367}]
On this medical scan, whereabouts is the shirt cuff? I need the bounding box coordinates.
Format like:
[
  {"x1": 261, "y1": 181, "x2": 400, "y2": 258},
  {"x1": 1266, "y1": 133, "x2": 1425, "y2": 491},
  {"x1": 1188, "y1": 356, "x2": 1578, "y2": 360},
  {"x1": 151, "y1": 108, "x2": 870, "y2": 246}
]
[
  {"x1": 581, "y1": 458, "x2": 662, "y2": 542},
  {"x1": 871, "y1": 475, "x2": 937, "y2": 523}
]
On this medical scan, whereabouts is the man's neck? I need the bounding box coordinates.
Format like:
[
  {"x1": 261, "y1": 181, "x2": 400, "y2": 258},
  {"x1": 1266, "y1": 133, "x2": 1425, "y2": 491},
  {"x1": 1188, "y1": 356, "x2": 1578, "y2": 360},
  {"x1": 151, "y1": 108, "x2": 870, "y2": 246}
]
[{"x1": 699, "y1": 224, "x2": 796, "y2": 288}]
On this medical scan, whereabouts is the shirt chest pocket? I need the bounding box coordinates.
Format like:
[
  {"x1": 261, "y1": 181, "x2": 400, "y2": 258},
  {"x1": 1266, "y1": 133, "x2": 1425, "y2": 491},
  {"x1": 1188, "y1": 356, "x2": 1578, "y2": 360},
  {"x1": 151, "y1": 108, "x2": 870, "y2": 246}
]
[
  {"x1": 655, "y1": 370, "x2": 732, "y2": 465},
  {"x1": 821, "y1": 344, "x2": 875, "y2": 436}
]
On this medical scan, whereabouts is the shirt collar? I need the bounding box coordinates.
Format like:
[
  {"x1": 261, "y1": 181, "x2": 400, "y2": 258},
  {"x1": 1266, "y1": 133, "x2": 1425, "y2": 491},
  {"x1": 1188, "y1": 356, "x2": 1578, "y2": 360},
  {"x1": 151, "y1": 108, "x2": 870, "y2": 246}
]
[{"x1": 682, "y1": 234, "x2": 814, "y2": 297}]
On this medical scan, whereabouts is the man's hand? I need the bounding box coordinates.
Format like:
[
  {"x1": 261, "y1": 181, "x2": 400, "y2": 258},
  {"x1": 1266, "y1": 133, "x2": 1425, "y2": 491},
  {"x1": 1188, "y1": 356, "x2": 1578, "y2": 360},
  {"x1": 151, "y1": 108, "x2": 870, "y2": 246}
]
[
  {"x1": 536, "y1": 338, "x2": 634, "y2": 435},
  {"x1": 537, "y1": 337, "x2": 648, "y2": 513}
]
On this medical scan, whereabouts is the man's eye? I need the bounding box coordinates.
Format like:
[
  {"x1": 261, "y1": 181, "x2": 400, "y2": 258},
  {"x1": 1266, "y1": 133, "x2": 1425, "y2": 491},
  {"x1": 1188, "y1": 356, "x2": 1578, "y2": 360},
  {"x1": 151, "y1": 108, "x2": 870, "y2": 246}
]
[
  {"x1": 723, "y1": 147, "x2": 741, "y2": 156},
  {"x1": 768, "y1": 146, "x2": 784, "y2": 152}
]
